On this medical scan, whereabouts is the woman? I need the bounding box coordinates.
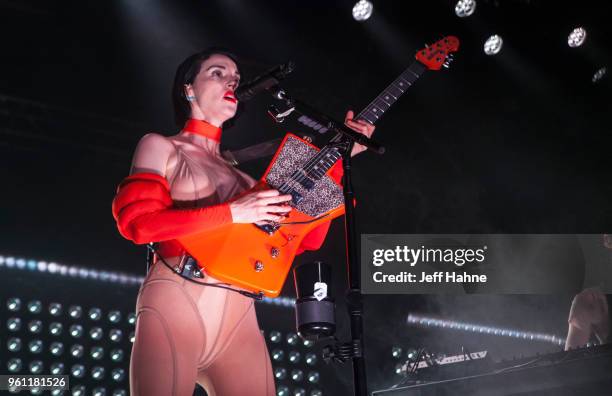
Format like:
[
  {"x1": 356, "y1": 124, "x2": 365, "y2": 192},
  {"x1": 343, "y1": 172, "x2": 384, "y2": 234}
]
[{"x1": 112, "y1": 48, "x2": 374, "y2": 396}]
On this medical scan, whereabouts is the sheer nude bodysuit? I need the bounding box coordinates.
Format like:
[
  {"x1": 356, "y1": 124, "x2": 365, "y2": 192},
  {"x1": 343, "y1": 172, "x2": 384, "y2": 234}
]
[{"x1": 128, "y1": 128, "x2": 275, "y2": 396}]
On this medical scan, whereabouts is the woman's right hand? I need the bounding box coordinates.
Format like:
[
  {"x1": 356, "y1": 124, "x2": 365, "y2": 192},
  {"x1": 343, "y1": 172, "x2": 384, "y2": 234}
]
[{"x1": 229, "y1": 189, "x2": 293, "y2": 223}]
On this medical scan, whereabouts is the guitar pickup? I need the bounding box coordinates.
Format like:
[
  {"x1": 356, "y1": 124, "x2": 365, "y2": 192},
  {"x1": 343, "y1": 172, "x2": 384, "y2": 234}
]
[
  {"x1": 297, "y1": 177, "x2": 315, "y2": 190},
  {"x1": 289, "y1": 190, "x2": 303, "y2": 205}
]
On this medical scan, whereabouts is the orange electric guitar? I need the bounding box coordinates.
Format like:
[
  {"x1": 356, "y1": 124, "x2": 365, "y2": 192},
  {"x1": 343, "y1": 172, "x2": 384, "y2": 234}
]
[{"x1": 177, "y1": 36, "x2": 460, "y2": 297}]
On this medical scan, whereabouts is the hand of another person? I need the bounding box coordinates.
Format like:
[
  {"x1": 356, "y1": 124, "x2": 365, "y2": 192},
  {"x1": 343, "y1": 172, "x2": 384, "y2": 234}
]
[
  {"x1": 229, "y1": 190, "x2": 292, "y2": 223},
  {"x1": 344, "y1": 110, "x2": 376, "y2": 157}
]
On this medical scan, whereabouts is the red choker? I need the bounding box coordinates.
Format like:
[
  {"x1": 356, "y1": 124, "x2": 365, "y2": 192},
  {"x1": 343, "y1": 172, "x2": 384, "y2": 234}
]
[{"x1": 182, "y1": 119, "x2": 222, "y2": 143}]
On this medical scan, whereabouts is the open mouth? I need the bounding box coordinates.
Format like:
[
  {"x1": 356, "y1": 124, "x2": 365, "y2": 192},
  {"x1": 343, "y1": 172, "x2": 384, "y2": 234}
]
[{"x1": 223, "y1": 91, "x2": 237, "y2": 103}]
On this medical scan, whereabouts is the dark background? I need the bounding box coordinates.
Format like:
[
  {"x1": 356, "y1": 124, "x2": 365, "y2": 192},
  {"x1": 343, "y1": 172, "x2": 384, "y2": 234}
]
[{"x1": 1, "y1": 0, "x2": 611, "y2": 393}]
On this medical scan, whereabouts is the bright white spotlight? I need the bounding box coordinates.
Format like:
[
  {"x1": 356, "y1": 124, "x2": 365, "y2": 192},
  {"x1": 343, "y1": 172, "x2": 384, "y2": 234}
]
[
  {"x1": 352, "y1": 0, "x2": 373, "y2": 21},
  {"x1": 592, "y1": 67, "x2": 607, "y2": 83},
  {"x1": 484, "y1": 35, "x2": 503, "y2": 55},
  {"x1": 568, "y1": 27, "x2": 587, "y2": 47},
  {"x1": 455, "y1": 0, "x2": 476, "y2": 17}
]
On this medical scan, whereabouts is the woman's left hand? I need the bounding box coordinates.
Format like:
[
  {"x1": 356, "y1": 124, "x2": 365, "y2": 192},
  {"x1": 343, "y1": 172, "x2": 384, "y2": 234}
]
[{"x1": 344, "y1": 110, "x2": 376, "y2": 157}]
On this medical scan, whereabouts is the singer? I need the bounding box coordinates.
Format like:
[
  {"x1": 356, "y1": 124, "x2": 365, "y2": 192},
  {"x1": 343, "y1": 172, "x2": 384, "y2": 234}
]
[{"x1": 111, "y1": 48, "x2": 375, "y2": 396}]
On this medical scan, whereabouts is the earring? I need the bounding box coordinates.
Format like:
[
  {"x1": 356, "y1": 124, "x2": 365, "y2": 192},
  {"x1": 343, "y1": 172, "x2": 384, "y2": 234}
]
[{"x1": 186, "y1": 95, "x2": 196, "y2": 102}]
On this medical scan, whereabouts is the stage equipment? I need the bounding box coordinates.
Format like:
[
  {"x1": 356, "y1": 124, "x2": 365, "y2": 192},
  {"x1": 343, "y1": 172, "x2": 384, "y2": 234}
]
[
  {"x1": 235, "y1": 62, "x2": 294, "y2": 102},
  {"x1": 352, "y1": 1, "x2": 373, "y2": 21},
  {"x1": 293, "y1": 261, "x2": 336, "y2": 339},
  {"x1": 484, "y1": 34, "x2": 503, "y2": 55},
  {"x1": 372, "y1": 343, "x2": 612, "y2": 395},
  {"x1": 407, "y1": 313, "x2": 565, "y2": 346}
]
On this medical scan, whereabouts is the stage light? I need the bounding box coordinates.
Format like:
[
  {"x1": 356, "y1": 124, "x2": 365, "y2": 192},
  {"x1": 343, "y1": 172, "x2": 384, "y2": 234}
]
[
  {"x1": 294, "y1": 389, "x2": 306, "y2": 396},
  {"x1": 51, "y1": 389, "x2": 64, "y2": 396},
  {"x1": 277, "y1": 385, "x2": 290, "y2": 396},
  {"x1": 288, "y1": 351, "x2": 301, "y2": 363},
  {"x1": 484, "y1": 35, "x2": 503, "y2": 55},
  {"x1": 29, "y1": 360, "x2": 43, "y2": 374},
  {"x1": 7, "y1": 358, "x2": 22, "y2": 372},
  {"x1": 7, "y1": 317, "x2": 21, "y2": 331},
  {"x1": 407, "y1": 348, "x2": 418, "y2": 361},
  {"x1": 291, "y1": 369, "x2": 304, "y2": 382},
  {"x1": 30, "y1": 387, "x2": 43, "y2": 395},
  {"x1": 455, "y1": 0, "x2": 476, "y2": 17},
  {"x1": 352, "y1": 0, "x2": 373, "y2": 21},
  {"x1": 108, "y1": 310, "x2": 122, "y2": 323},
  {"x1": 70, "y1": 344, "x2": 84, "y2": 358},
  {"x1": 69, "y1": 305, "x2": 83, "y2": 319},
  {"x1": 92, "y1": 366, "x2": 105, "y2": 380},
  {"x1": 129, "y1": 331, "x2": 135, "y2": 343},
  {"x1": 110, "y1": 329, "x2": 123, "y2": 342},
  {"x1": 274, "y1": 367, "x2": 287, "y2": 380},
  {"x1": 286, "y1": 333, "x2": 299, "y2": 346},
  {"x1": 269, "y1": 330, "x2": 282, "y2": 343},
  {"x1": 16, "y1": 258, "x2": 26, "y2": 269},
  {"x1": 50, "y1": 362, "x2": 64, "y2": 375},
  {"x1": 90, "y1": 327, "x2": 104, "y2": 340},
  {"x1": 110, "y1": 349, "x2": 124, "y2": 362},
  {"x1": 272, "y1": 349, "x2": 285, "y2": 361},
  {"x1": 307, "y1": 371, "x2": 320, "y2": 383},
  {"x1": 112, "y1": 390, "x2": 127, "y2": 396},
  {"x1": 592, "y1": 67, "x2": 607, "y2": 83},
  {"x1": 28, "y1": 300, "x2": 42, "y2": 314},
  {"x1": 127, "y1": 312, "x2": 136, "y2": 325},
  {"x1": 7, "y1": 297, "x2": 22, "y2": 311},
  {"x1": 49, "y1": 322, "x2": 63, "y2": 336},
  {"x1": 28, "y1": 340, "x2": 43, "y2": 353},
  {"x1": 568, "y1": 27, "x2": 587, "y2": 47},
  {"x1": 111, "y1": 368, "x2": 125, "y2": 382},
  {"x1": 7, "y1": 337, "x2": 22, "y2": 352},
  {"x1": 28, "y1": 319, "x2": 43, "y2": 333},
  {"x1": 93, "y1": 387, "x2": 106, "y2": 396},
  {"x1": 49, "y1": 302, "x2": 62, "y2": 316},
  {"x1": 71, "y1": 364, "x2": 86, "y2": 378},
  {"x1": 305, "y1": 353, "x2": 317, "y2": 366},
  {"x1": 310, "y1": 390, "x2": 322, "y2": 396},
  {"x1": 50, "y1": 342, "x2": 64, "y2": 356},
  {"x1": 72, "y1": 385, "x2": 86, "y2": 396},
  {"x1": 406, "y1": 313, "x2": 565, "y2": 345},
  {"x1": 302, "y1": 339, "x2": 314, "y2": 348},
  {"x1": 89, "y1": 307, "x2": 102, "y2": 321},
  {"x1": 394, "y1": 363, "x2": 403, "y2": 375},
  {"x1": 70, "y1": 324, "x2": 84, "y2": 338},
  {"x1": 91, "y1": 346, "x2": 105, "y2": 360},
  {"x1": 391, "y1": 346, "x2": 402, "y2": 358}
]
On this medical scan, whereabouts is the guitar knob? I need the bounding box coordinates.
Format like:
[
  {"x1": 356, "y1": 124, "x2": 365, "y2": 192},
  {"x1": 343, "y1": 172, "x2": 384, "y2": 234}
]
[
  {"x1": 270, "y1": 248, "x2": 280, "y2": 258},
  {"x1": 254, "y1": 261, "x2": 264, "y2": 272}
]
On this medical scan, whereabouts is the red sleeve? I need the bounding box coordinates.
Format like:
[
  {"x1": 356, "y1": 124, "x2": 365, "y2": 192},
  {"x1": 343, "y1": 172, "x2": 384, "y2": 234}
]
[
  {"x1": 296, "y1": 160, "x2": 344, "y2": 255},
  {"x1": 112, "y1": 172, "x2": 232, "y2": 245}
]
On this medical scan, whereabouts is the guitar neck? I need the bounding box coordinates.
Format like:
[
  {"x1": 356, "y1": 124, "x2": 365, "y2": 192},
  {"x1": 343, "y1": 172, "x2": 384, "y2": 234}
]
[
  {"x1": 288, "y1": 61, "x2": 428, "y2": 184},
  {"x1": 355, "y1": 60, "x2": 427, "y2": 125}
]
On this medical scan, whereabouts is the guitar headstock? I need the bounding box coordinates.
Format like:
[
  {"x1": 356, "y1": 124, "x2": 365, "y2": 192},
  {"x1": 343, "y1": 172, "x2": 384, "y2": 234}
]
[{"x1": 415, "y1": 36, "x2": 460, "y2": 71}]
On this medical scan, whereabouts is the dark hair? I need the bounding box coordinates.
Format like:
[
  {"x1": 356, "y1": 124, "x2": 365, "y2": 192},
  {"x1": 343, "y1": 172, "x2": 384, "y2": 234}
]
[{"x1": 172, "y1": 47, "x2": 243, "y2": 127}]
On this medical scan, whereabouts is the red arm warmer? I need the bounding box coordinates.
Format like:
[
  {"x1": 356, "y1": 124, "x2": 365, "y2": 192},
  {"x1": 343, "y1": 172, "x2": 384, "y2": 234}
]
[
  {"x1": 112, "y1": 172, "x2": 232, "y2": 245},
  {"x1": 296, "y1": 160, "x2": 344, "y2": 255}
]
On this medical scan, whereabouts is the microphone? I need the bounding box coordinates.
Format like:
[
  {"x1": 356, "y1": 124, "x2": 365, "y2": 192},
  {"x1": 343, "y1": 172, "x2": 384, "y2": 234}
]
[{"x1": 235, "y1": 61, "x2": 294, "y2": 102}]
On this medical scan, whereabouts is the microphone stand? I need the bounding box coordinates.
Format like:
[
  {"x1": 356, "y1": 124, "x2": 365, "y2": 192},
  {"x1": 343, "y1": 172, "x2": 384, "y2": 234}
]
[{"x1": 268, "y1": 86, "x2": 384, "y2": 396}]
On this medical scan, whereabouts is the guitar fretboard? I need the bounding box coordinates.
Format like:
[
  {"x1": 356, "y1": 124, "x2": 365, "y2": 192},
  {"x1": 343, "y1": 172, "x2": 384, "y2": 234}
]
[
  {"x1": 285, "y1": 60, "x2": 428, "y2": 190},
  {"x1": 355, "y1": 61, "x2": 426, "y2": 124}
]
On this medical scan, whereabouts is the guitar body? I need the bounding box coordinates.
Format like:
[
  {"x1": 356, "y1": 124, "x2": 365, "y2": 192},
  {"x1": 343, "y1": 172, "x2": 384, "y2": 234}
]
[{"x1": 177, "y1": 134, "x2": 346, "y2": 297}]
